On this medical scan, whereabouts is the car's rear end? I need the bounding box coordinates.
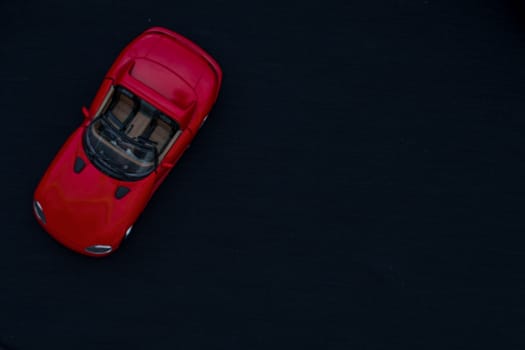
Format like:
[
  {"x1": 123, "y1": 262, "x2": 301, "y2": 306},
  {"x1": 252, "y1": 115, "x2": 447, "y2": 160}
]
[
  {"x1": 143, "y1": 27, "x2": 223, "y2": 94},
  {"x1": 110, "y1": 26, "x2": 223, "y2": 131}
]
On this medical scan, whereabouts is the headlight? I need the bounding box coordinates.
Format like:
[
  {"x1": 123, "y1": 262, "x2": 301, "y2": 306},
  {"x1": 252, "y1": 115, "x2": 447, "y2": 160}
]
[
  {"x1": 85, "y1": 245, "x2": 112, "y2": 254},
  {"x1": 33, "y1": 200, "x2": 46, "y2": 224}
]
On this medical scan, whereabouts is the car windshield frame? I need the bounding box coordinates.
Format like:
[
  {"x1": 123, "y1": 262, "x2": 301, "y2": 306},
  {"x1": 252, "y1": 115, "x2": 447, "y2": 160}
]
[{"x1": 83, "y1": 86, "x2": 179, "y2": 181}]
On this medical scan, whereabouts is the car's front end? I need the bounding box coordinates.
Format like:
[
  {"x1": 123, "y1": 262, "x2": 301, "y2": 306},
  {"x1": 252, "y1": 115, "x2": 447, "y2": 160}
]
[{"x1": 33, "y1": 127, "x2": 153, "y2": 257}]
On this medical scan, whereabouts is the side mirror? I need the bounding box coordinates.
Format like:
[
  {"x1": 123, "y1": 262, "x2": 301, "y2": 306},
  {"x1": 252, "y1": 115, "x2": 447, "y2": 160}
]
[
  {"x1": 82, "y1": 106, "x2": 89, "y2": 118},
  {"x1": 81, "y1": 106, "x2": 90, "y2": 127},
  {"x1": 161, "y1": 161, "x2": 175, "y2": 169}
]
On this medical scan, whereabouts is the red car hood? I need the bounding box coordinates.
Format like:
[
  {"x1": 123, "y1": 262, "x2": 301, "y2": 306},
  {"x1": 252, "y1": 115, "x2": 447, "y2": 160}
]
[{"x1": 34, "y1": 127, "x2": 155, "y2": 251}]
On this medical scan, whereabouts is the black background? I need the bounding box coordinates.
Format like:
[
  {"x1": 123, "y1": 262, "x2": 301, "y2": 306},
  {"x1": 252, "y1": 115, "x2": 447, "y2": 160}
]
[{"x1": 1, "y1": 0, "x2": 525, "y2": 349}]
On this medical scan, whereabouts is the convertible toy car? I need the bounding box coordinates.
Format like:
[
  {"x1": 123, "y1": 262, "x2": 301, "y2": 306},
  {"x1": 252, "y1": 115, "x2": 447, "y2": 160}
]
[{"x1": 33, "y1": 27, "x2": 222, "y2": 257}]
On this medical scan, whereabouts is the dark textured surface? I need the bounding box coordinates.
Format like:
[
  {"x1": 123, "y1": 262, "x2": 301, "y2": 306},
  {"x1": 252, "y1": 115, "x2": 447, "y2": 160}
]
[{"x1": 1, "y1": 0, "x2": 525, "y2": 349}]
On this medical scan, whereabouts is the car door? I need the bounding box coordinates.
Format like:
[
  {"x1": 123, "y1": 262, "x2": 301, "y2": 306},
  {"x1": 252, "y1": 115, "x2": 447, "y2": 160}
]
[{"x1": 154, "y1": 128, "x2": 193, "y2": 190}]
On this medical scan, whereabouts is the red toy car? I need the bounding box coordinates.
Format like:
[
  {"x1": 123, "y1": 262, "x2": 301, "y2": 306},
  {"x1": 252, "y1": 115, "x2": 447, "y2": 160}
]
[{"x1": 33, "y1": 27, "x2": 222, "y2": 257}]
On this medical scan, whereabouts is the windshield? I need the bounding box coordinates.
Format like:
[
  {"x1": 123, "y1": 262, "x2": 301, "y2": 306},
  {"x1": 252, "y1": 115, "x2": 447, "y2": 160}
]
[{"x1": 84, "y1": 87, "x2": 179, "y2": 181}]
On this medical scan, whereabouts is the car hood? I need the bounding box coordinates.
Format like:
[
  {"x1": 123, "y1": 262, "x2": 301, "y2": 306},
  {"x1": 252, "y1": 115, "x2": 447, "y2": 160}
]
[{"x1": 34, "y1": 127, "x2": 154, "y2": 248}]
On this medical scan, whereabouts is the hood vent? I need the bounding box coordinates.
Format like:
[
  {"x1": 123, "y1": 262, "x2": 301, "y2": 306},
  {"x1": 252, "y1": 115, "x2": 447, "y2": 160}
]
[
  {"x1": 115, "y1": 186, "x2": 130, "y2": 199},
  {"x1": 74, "y1": 157, "x2": 86, "y2": 173}
]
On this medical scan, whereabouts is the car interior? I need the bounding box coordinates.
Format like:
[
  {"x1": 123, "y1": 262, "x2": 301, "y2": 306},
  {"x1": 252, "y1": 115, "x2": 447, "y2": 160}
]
[{"x1": 97, "y1": 86, "x2": 181, "y2": 162}]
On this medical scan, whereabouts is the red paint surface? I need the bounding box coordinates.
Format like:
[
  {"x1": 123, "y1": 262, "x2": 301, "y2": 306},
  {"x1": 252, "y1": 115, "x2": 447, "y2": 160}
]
[{"x1": 33, "y1": 27, "x2": 222, "y2": 257}]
